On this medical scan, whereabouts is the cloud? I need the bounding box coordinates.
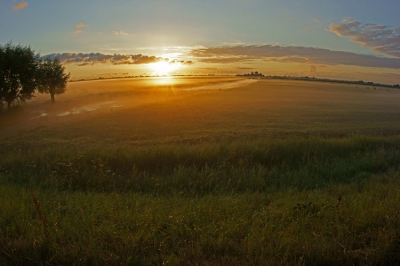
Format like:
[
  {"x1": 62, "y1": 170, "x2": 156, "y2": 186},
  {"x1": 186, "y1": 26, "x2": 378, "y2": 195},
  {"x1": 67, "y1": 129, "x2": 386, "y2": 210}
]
[
  {"x1": 330, "y1": 19, "x2": 400, "y2": 58},
  {"x1": 42, "y1": 53, "x2": 193, "y2": 66},
  {"x1": 72, "y1": 23, "x2": 86, "y2": 34},
  {"x1": 112, "y1": 30, "x2": 128, "y2": 35},
  {"x1": 169, "y1": 59, "x2": 193, "y2": 65},
  {"x1": 76, "y1": 23, "x2": 86, "y2": 28},
  {"x1": 189, "y1": 44, "x2": 400, "y2": 69},
  {"x1": 13, "y1": 1, "x2": 28, "y2": 10}
]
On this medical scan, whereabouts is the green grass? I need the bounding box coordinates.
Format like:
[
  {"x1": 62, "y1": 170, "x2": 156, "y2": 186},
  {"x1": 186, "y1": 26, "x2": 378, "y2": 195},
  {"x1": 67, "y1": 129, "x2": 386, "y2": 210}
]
[
  {"x1": 1, "y1": 78, "x2": 400, "y2": 265},
  {"x1": 2, "y1": 136, "x2": 400, "y2": 265},
  {"x1": 2, "y1": 136, "x2": 400, "y2": 194}
]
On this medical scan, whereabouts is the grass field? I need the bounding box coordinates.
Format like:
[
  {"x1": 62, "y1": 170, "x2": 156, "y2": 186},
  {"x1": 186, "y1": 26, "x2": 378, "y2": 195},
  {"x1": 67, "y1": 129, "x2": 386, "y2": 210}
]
[{"x1": 1, "y1": 77, "x2": 400, "y2": 265}]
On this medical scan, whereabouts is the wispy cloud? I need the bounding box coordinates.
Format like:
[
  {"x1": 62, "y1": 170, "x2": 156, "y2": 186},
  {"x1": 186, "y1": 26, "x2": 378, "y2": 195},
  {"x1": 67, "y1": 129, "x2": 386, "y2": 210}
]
[
  {"x1": 169, "y1": 59, "x2": 193, "y2": 65},
  {"x1": 73, "y1": 23, "x2": 87, "y2": 34},
  {"x1": 13, "y1": 1, "x2": 28, "y2": 10},
  {"x1": 43, "y1": 53, "x2": 193, "y2": 66},
  {"x1": 313, "y1": 18, "x2": 320, "y2": 24},
  {"x1": 76, "y1": 23, "x2": 86, "y2": 28},
  {"x1": 330, "y1": 19, "x2": 400, "y2": 58},
  {"x1": 190, "y1": 44, "x2": 400, "y2": 69},
  {"x1": 112, "y1": 30, "x2": 128, "y2": 35}
]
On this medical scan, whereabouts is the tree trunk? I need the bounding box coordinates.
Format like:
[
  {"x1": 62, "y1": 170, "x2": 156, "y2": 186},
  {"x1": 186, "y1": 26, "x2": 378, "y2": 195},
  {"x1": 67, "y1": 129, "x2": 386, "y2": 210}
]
[
  {"x1": 51, "y1": 93, "x2": 55, "y2": 103},
  {"x1": 7, "y1": 100, "x2": 11, "y2": 110}
]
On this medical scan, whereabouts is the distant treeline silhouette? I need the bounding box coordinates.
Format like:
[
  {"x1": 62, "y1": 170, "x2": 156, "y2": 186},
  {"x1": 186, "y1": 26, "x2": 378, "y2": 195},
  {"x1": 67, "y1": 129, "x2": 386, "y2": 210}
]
[
  {"x1": 264, "y1": 75, "x2": 400, "y2": 89},
  {"x1": 237, "y1": 71, "x2": 265, "y2": 77},
  {"x1": 235, "y1": 72, "x2": 400, "y2": 89}
]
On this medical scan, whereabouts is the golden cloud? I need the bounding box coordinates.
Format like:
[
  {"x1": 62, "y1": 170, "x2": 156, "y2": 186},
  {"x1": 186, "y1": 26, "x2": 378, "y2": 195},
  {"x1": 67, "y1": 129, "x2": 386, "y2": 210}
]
[
  {"x1": 72, "y1": 23, "x2": 86, "y2": 34},
  {"x1": 13, "y1": 1, "x2": 28, "y2": 10},
  {"x1": 76, "y1": 23, "x2": 85, "y2": 28},
  {"x1": 42, "y1": 53, "x2": 193, "y2": 66}
]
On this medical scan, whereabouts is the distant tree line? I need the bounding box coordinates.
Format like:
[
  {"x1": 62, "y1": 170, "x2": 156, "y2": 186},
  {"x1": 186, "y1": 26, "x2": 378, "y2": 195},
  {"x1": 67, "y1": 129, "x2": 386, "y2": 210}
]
[
  {"x1": 237, "y1": 71, "x2": 265, "y2": 77},
  {"x1": 0, "y1": 42, "x2": 70, "y2": 111},
  {"x1": 265, "y1": 75, "x2": 400, "y2": 89}
]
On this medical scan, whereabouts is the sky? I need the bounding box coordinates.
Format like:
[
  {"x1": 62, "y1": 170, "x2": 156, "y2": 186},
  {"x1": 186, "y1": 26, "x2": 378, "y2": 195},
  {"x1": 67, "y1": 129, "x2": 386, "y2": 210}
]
[{"x1": 1, "y1": 0, "x2": 400, "y2": 84}]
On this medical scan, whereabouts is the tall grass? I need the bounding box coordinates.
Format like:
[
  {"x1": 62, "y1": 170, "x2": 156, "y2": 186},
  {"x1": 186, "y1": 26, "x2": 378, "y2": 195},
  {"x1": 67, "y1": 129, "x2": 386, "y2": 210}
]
[
  {"x1": 1, "y1": 135, "x2": 399, "y2": 194},
  {"x1": 1, "y1": 135, "x2": 400, "y2": 265}
]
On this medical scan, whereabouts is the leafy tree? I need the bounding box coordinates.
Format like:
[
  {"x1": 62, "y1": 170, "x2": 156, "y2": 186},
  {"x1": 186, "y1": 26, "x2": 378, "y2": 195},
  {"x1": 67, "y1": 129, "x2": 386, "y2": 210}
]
[
  {"x1": 38, "y1": 58, "x2": 70, "y2": 103},
  {"x1": 0, "y1": 42, "x2": 40, "y2": 109}
]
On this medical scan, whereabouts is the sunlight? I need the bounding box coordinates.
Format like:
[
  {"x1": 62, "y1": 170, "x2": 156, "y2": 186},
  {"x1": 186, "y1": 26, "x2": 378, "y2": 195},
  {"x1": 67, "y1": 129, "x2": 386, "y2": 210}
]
[{"x1": 150, "y1": 61, "x2": 179, "y2": 76}]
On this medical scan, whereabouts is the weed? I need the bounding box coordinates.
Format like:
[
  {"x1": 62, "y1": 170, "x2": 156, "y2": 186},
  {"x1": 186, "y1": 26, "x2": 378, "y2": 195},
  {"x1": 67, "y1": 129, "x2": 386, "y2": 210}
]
[{"x1": 31, "y1": 190, "x2": 49, "y2": 239}]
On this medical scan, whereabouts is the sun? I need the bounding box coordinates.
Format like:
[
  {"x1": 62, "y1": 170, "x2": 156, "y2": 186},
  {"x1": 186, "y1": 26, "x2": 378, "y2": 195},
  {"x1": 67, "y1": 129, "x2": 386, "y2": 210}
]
[{"x1": 150, "y1": 61, "x2": 179, "y2": 76}]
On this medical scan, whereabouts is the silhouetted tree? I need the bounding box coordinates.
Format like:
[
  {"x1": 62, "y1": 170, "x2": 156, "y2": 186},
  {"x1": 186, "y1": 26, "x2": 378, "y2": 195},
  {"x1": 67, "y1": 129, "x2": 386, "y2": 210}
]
[
  {"x1": 0, "y1": 42, "x2": 40, "y2": 109},
  {"x1": 38, "y1": 58, "x2": 70, "y2": 103}
]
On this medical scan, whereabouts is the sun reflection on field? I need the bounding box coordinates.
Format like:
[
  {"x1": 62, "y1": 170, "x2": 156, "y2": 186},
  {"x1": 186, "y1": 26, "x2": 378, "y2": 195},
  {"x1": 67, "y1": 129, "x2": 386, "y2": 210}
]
[{"x1": 151, "y1": 76, "x2": 177, "y2": 86}]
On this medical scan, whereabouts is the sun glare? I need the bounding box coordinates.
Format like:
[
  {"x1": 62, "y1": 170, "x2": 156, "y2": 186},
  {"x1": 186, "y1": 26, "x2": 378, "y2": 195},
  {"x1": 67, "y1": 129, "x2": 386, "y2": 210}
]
[{"x1": 150, "y1": 61, "x2": 179, "y2": 76}]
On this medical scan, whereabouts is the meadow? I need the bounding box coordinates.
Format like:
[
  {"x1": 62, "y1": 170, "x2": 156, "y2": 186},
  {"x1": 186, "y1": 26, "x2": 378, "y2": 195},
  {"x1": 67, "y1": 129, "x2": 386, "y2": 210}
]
[{"x1": 1, "y1": 77, "x2": 400, "y2": 265}]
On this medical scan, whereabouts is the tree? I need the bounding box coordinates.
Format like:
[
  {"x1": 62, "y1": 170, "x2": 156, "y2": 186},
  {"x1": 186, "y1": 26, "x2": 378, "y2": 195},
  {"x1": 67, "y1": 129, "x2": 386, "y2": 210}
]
[
  {"x1": 38, "y1": 58, "x2": 70, "y2": 103},
  {"x1": 0, "y1": 42, "x2": 40, "y2": 109}
]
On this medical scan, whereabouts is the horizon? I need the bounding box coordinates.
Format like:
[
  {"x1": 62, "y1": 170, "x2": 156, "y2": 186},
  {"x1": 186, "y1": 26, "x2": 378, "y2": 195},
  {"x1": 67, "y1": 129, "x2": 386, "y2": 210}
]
[{"x1": 1, "y1": 0, "x2": 400, "y2": 84}]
